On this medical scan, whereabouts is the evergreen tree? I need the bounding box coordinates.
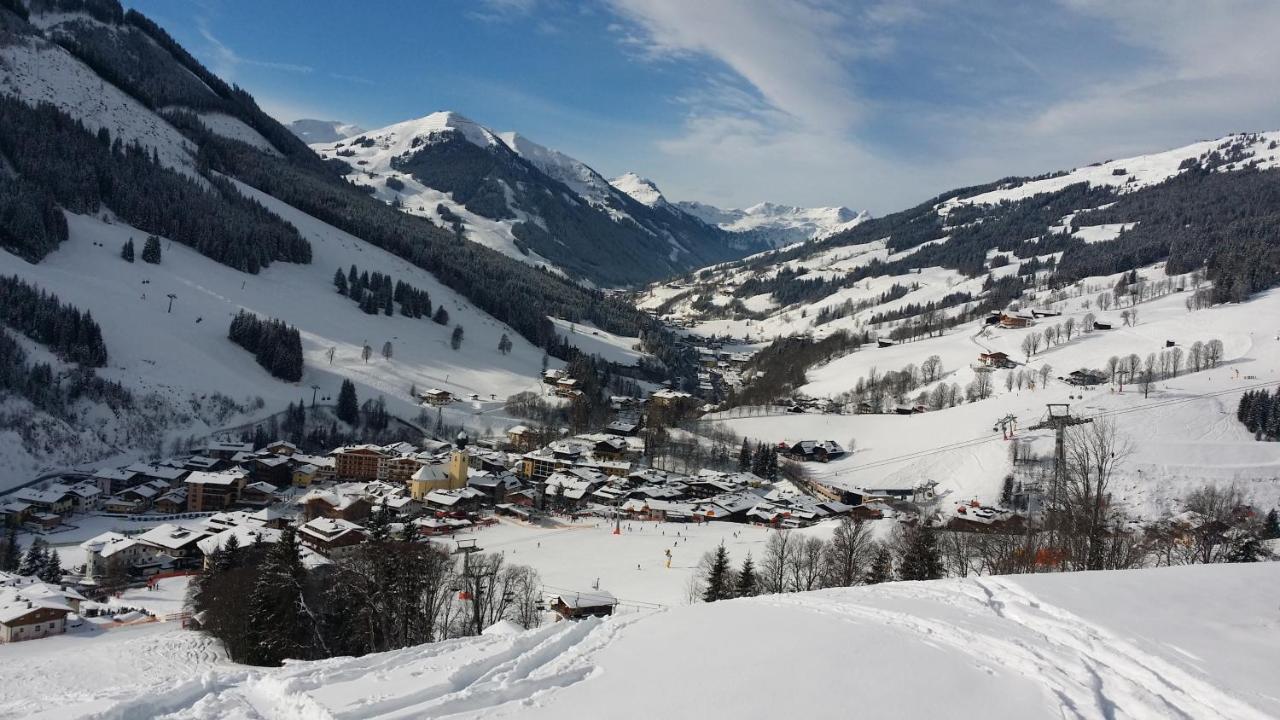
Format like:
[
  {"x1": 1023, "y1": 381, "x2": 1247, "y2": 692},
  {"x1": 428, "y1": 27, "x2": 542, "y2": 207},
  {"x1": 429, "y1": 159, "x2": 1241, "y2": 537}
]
[
  {"x1": 336, "y1": 379, "x2": 360, "y2": 425},
  {"x1": 1265, "y1": 508, "x2": 1280, "y2": 540},
  {"x1": 497, "y1": 333, "x2": 512, "y2": 355},
  {"x1": 333, "y1": 268, "x2": 348, "y2": 295},
  {"x1": 18, "y1": 538, "x2": 47, "y2": 576},
  {"x1": 734, "y1": 553, "x2": 758, "y2": 597},
  {"x1": 252, "y1": 423, "x2": 269, "y2": 450},
  {"x1": 0, "y1": 526, "x2": 20, "y2": 572},
  {"x1": 764, "y1": 446, "x2": 779, "y2": 481},
  {"x1": 39, "y1": 548, "x2": 62, "y2": 583},
  {"x1": 228, "y1": 310, "x2": 303, "y2": 382},
  {"x1": 1227, "y1": 533, "x2": 1264, "y2": 563},
  {"x1": 702, "y1": 543, "x2": 732, "y2": 602},
  {"x1": 433, "y1": 306, "x2": 449, "y2": 325},
  {"x1": 141, "y1": 234, "x2": 161, "y2": 264},
  {"x1": 450, "y1": 324, "x2": 464, "y2": 351},
  {"x1": 864, "y1": 545, "x2": 893, "y2": 585},
  {"x1": 245, "y1": 527, "x2": 312, "y2": 665},
  {"x1": 899, "y1": 525, "x2": 944, "y2": 581},
  {"x1": 366, "y1": 499, "x2": 392, "y2": 544},
  {"x1": 751, "y1": 442, "x2": 768, "y2": 476},
  {"x1": 121, "y1": 238, "x2": 134, "y2": 262},
  {"x1": 737, "y1": 438, "x2": 752, "y2": 472}
]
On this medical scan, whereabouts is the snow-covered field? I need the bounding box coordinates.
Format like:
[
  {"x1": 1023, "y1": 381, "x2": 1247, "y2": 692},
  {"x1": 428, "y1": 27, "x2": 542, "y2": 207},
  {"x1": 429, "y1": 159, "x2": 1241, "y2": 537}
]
[
  {"x1": 0, "y1": 621, "x2": 230, "y2": 719},
  {"x1": 707, "y1": 283, "x2": 1280, "y2": 519},
  {"x1": 6, "y1": 563, "x2": 1276, "y2": 719},
  {"x1": 446, "y1": 516, "x2": 843, "y2": 609},
  {"x1": 546, "y1": 318, "x2": 646, "y2": 367}
]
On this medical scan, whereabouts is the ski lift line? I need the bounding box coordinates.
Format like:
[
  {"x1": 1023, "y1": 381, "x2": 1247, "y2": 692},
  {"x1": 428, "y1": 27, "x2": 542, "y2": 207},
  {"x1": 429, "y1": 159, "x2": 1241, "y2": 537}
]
[{"x1": 812, "y1": 378, "x2": 1279, "y2": 479}]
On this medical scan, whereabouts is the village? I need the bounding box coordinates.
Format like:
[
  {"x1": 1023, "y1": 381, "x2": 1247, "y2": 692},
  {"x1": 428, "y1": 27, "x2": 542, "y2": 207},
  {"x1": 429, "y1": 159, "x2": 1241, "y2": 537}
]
[{"x1": 0, "y1": 364, "x2": 934, "y2": 644}]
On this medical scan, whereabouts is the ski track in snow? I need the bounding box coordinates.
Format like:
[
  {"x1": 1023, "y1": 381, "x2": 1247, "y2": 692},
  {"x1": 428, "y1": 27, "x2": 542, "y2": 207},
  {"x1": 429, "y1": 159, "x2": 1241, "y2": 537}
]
[
  {"x1": 106, "y1": 615, "x2": 636, "y2": 720},
  {"x1": 759, "y1": 578, "x2": 1270, "y2": 720}
]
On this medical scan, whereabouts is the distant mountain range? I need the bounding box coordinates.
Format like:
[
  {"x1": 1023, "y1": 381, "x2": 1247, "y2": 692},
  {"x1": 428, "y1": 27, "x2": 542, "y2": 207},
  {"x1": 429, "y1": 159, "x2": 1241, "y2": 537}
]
[
  {"x1": 674, "y1": 200, "x2": 868, "y2": 248},
  {"x1": 292, "y1": 115, "x2": 863, "y2": 284},
  {"x1": 286, "y1": 118, "x2": 365, "y2": 144}
]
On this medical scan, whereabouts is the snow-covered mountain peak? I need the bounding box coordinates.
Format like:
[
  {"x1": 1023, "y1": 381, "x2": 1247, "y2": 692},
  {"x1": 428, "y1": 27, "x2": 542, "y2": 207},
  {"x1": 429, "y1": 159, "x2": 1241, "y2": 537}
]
[
  {"x1": 388, "y1": 111, "x2": 499, "y2": 148},
  {"x1": 309, "y1": 111, "x2": 507, "y2": 176},
  {"x1": 610, "y1": 172, "x2": 669, "y2": 209}
]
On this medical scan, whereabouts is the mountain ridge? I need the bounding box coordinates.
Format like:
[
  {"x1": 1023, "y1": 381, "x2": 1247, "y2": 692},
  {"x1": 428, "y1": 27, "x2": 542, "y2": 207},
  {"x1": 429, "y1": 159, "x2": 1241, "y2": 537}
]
[{"x1": 310, "y1": 110, "x2": 765, "y2": 286}]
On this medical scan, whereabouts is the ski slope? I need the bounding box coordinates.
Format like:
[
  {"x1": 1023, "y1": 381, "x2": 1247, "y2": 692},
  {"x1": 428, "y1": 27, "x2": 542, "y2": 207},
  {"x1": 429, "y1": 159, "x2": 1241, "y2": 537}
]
[
  {"x1": 10, "y1": 563, "x2": 1277, "y2": 719},
  {"x1": 0, "y1": 176, "x2": 554, "y2": 484}
]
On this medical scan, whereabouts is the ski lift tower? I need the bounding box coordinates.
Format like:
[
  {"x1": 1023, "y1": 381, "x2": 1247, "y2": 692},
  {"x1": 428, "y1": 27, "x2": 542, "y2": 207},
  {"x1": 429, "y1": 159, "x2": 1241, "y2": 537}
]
[{"x1": 1029, "y1": 403, "x2": 1091, "y2": 545}]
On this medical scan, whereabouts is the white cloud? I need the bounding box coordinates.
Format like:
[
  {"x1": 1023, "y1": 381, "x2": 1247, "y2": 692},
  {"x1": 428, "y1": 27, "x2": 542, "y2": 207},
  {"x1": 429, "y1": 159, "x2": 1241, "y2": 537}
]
[
  {"x1": 603, "y1": 0, "x2": 1280, "y2": 213},
  {"x1": 198, "y1": 22, "x2": 313, "y2": 78},
  {"x1": 607, "y1": 0, "x2": 863, "y2": 132}
]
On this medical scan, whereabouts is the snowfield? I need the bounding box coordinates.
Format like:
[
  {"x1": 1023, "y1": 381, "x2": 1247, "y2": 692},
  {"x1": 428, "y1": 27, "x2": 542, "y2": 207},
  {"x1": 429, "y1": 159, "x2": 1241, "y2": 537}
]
[
  {"x1": 7, "y1": 563, "x2": 1277, "y2": 719},
  {"x1": 0, "y1": 621, "x2": 231, "y2": 720}
]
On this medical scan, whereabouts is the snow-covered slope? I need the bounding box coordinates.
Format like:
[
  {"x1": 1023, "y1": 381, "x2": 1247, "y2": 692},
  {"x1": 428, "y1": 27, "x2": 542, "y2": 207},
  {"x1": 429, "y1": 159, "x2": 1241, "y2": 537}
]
[
  {"x1": 286, "y1": 118, "x2": 365, "y2": 144},
  {"x1": 705, "y1": 277, "x2": 1280, "y2": 518},
  {"x1": 499, "y1": 132, "x2": 628, "y2": 211},
  {"x1": 11, "y1": 563, "x2": 1278, "y2": 719},
  {"x1": 941, "y1": 131, "x2": 1280, "y2": 212},
  {"x1": 677, "y1": 199, "x2": 869, "y2": 246},
  {"x1": 0, "y1": 31, "x2": 198, "y2": 177},
  {"x1": 0, "y1": 185, "x2": 552, "y2": 484}
]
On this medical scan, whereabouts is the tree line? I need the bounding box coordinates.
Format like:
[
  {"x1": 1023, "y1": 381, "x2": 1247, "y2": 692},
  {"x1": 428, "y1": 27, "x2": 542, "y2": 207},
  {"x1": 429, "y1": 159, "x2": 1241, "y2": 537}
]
[
  {"x1": 1237, "y1": 387, "x2": 1280, "y2": 441},
  {"x1": 188, "y1": 512, "x2": 543, "y2": 666},
  {"x1": 693, "y1": 517, "x2": 943, "y2": 603},
  {"x1": 0, "y1": 275, "x2": 107, "y2": 366},
  {"x1": 228, "y1": 310, "x2": 304, "y2": 382},
  {"x1": 334, "y1": 264, "x2": 441, "y2": 321}
]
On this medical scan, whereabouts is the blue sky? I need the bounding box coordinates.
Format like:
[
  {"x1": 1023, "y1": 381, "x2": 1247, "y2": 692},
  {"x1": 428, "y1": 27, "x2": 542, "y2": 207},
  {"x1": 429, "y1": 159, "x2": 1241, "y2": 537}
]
[{"x1": 125, "y1": 0, "x2": 1280, "y2": 214}]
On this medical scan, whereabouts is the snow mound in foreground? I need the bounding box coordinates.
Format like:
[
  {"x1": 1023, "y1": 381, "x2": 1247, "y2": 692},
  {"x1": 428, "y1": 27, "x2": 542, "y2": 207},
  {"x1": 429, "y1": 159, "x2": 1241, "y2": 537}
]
[{"x1": 25, "y1": 563, "x2": 1278, "y2": 719}]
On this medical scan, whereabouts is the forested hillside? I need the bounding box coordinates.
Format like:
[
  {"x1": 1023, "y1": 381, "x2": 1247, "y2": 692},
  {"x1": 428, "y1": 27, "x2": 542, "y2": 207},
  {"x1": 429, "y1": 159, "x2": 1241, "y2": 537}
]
[{"x1": 643, "y1": 131, "x2": 1280, "y2": 341}]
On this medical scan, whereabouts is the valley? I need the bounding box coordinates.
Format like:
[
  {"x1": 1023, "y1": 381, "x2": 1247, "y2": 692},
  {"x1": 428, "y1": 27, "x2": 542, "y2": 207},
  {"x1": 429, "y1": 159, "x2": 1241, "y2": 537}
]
[{"x1": 1, "y1": 1, "x2": 1278, "y2": 717}]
